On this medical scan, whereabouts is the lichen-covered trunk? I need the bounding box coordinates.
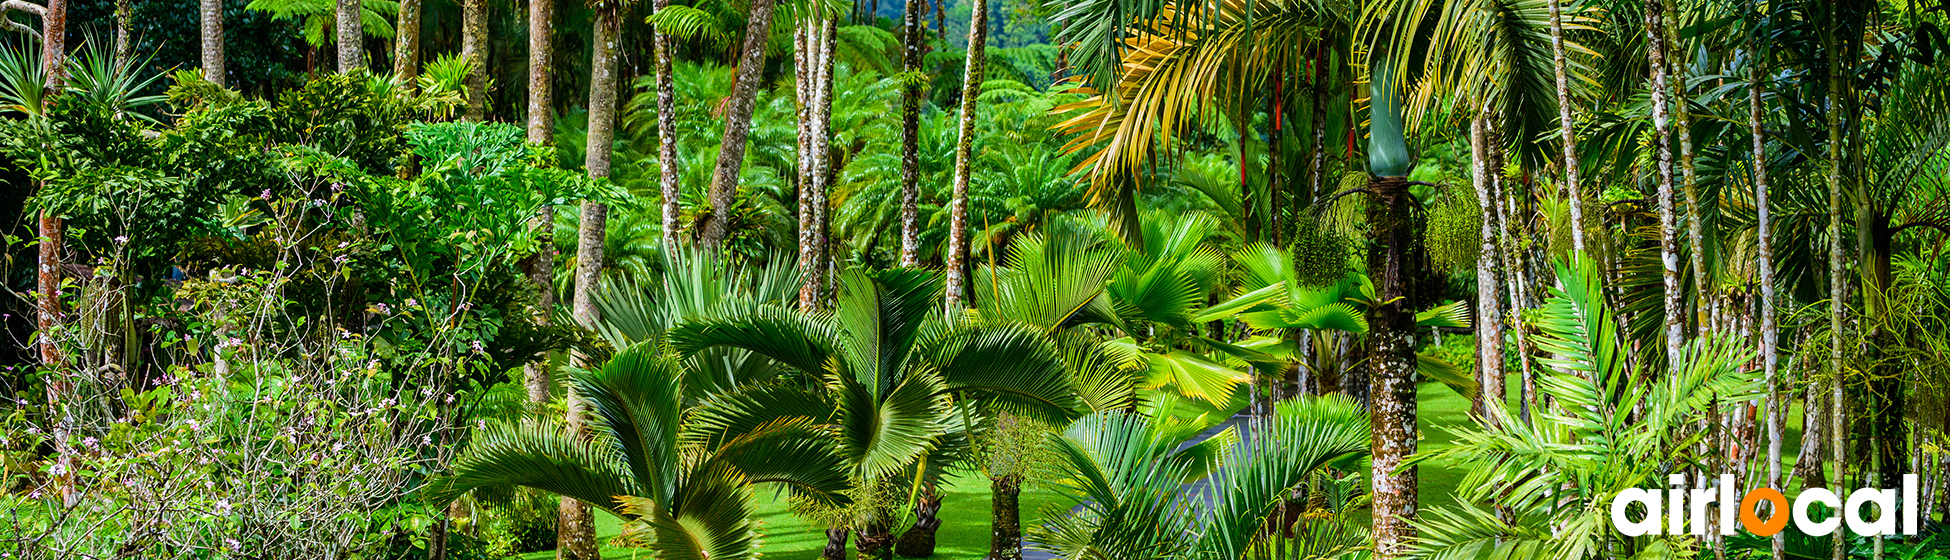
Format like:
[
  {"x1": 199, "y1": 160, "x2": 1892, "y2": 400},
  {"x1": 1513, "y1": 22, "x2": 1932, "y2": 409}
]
[
  {"x1": 1794, "y1": 386, "x2": 1828, "y2": 489},
  {"x1": 1546, "y1": 0, "x2": 1583, "y2": 254},
  {"x1": 798, "y1": 19, "x2": 835, "y2": 309},
  {"x1": 336, "y1": 0, "x2": 363, "y2": 72},
  {"x1": 558, "y1": 200, "x2": 606, "y2": 560},
  {"x1": 1468, "y1": 115, "x2": 1504, "y2": 424},
  {"x1": 896, "y1": 483, "x2": 944, "y2": 557},
  {"x1": 41, "y1": 0, "x2": 67, "y2": 94},
  {"x1": 1825, "y1": 26, "x2": 1847, "y2": 560},
  {"x1": 1662, "y1": 0, "x2": 1707, "y2": 330},
  {"x1": 985, "y1": 474, "x2": 1022, "y2": 560},
  {"x1": 585, "y1": 10, "x2": 619, "y2": 178},
  {"x1": 697, "y1": 0, "x2": 776, "y2": 248},
  {"x1": 39, "y1": 210, "x2": 74, "y2": 506},
  {"x1": 461, "y1": 0, "x2": 487, "y2": 120},
  {"x1": 1644, "y1": 0, "x2": 1683, "y2": 371},
  {"x1": 199, "y1": 0, "x2": 224, "y2": 86},
  {"x1": 653, "y1": 0, "x2": 679, "y2": 251},
  {"x1": 526, "y1": 0, "x2": 553, "y2": 142},
  {"x1": 897, "y1": 0, "x2": 925, "y2": 267},
  {"x1": 394, "y1": 0, "x2": 422, "y2": 84},
  {"x1": 1366, "y1": 176, "x2": 1422, "y2": 560},
  {"x1": 112, "y1": 0, "x2": 130, "y2": 68},
  {"x1": 1746, "y1": 2, "x2": 1781, "y2": 555},
  {"x1": 943, "y1": 0, "x2": 986, "y2": 310}
]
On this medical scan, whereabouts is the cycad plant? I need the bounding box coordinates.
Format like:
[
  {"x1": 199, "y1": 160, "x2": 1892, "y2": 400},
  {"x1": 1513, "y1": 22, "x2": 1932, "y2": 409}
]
[
  {"x1": 667, "y1": 267, "x2": 1083, "y2": 559},
  {"x1": 430, "y1": 342, "x2": 854, "y2": 560},
  {"x1": 1033, "y1": 394, "x2": 1372, "y2": 560},
  {"x1": 1403, "y1": 254, "x2": 1761, "y2": 560}
]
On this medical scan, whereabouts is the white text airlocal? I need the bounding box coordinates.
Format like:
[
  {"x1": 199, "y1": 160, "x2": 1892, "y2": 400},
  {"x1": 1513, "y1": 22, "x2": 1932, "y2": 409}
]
[{"x1": 1608, "y1": 474, "x2": 1920, "y2": 537}]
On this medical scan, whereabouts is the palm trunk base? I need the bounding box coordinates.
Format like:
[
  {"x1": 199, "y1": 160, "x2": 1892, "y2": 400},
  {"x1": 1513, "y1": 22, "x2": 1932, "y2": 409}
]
[
  {"x1": 857, "y1": 523, "x2": 895, "y2": 560},
  {"x1": 895, "y1": 489, "x2": 943, "y2": 557},
  {"x1": 822, "y1": 527, "x2": 850, "y2": 560},
  {"x1": 986, "y1": 475, "x2": 1022, "y2": 560}
]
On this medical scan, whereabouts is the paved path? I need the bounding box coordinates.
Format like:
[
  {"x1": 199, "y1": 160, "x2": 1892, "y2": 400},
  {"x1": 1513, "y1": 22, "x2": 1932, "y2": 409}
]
[{"x1": 1020, "y1": 411, "x2": 1258, "y2": 560}]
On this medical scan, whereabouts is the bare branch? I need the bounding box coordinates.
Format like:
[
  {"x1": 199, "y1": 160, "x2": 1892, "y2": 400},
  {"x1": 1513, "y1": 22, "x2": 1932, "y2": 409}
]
[{"x1": 1, "y1": 0, "x2": 47, "y2": 17}]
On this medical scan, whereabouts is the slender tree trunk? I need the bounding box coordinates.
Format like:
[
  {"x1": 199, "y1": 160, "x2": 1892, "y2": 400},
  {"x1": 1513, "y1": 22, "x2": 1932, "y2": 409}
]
[
  {"x1": 1825, "y1": 20, "x2": 1847, "y2": 560},
  {"x1": 527, "y1": 0, "x2": 553, "y2": 141},
  {"x1": 1368, "y1": 174, "x2": 1423, "y2": 560},
  {"x1": 200, "y1": 0, "x2": 224, "y2": 86},
  {"x1": 41, "y1": 0, "x2": 66, "y2": 95},
  {"x1": 1746, "y1": 2, "x2": 1781, "y2": 556},
  {"x1": 798, "y1": 19, "x2": 835, "y2": 309},
  {"x1": 395, "y1": 0, "x2": 421, "y2": 84},
  {"x1": 1663, "y1": 0, "x2": 1707, "y2": 331},
  {"x1": 943, "y1": 0, "x2": 986, "y2": 310},
  {"x1": 558, "y1": 200, "x2": 606, "y2": 560},
  {"x1": 653, "y1": 0, "x2": 679, "y2": 252},
  {"x1": 462, "y1": 0, "x2": 487, "y2": 120},
  {"x1": 523, "y1": 206, "x2": 555, "y2": 418},
  {"x1": 336, "y1": 0, "x2": 362, "y2": 72},
  {"x1": 1795, "y1": 386, "x2": 1828, "y2": 489},
  {"x1": 985, "y1": 474, "x2": 1022, "y2": 560},
  {"x1": 897, "y1": 0, "x2": 925, "y2": 267},
  {"x1": 697, "y1": 0, "x2": 777, "y2": 248},
  {"x1": 586, "y1": 10, "x2": 619, "y2": 178},
  {"x1": 112, "y1": 0, "x2": 130, "y2": 69},
  {"x1": 896, "y1": 482, "x2": 944, "y2": 557},
  {"x1": 1645, "y1": 0, "x2": 1683, "y2": 371},
  {"x1": 1546, "y1": 0, "x2": 1584, "y2": 254},
  {"x1": 1469, "y1": 114, "x2": 1505, "y2": 425}
]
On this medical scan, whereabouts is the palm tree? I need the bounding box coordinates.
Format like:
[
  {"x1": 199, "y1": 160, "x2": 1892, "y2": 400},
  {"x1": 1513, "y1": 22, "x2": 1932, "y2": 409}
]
[
  {"x1": 697, "y1": 0, "x2": 779, "y2": 248},
  {"x1": 431, "y1": 343, "x2": 854, "y2": 560},
  {"x1": 567, "y1": 3, "x2": 625, "y2": 540},
  {"x1": 201, "y1": 0, "x2": 225, "y2": 86},
  {"x1": 795, "y1": 14, "x2": 838, "y2": 309},
  {"x1": 337, "y1": 0, "x2": 362, "y2": 71},
  {"x1": 652, "y1": 0, "x2": 679, "y2": 254},
  {"x1": 1546, "y1": 0, "x2": 1584, "y2": 253},
  {"x1": 668, "y1": 268, "x2": 1083, "y2": 560},
  {"x1": 1644, "y1": 0, "x2": 1683, "y2": 369},
  {"x1": 1742, "y1": 2, "x2": 1780, "y2": 558},
  {"x1": 944, "y1": 0, "x2": 989, "y2": 310}
]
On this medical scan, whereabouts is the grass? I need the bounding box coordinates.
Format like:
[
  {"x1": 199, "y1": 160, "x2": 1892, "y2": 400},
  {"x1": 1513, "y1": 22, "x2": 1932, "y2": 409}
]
[{"x1": 513, "y1": 371, "x2": 1810, "y2": 558}]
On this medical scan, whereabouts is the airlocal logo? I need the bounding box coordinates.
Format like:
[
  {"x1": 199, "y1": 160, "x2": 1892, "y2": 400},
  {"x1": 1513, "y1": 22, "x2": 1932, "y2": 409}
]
[{"x1": 1609, "y1": 474, "x2": 1920, "y2": 537}]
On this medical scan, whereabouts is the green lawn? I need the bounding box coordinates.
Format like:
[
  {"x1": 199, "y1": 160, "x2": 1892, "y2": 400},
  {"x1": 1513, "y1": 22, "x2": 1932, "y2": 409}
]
[{"x1": 514, "y1": 375, "x2": 1808, "y2": 558}]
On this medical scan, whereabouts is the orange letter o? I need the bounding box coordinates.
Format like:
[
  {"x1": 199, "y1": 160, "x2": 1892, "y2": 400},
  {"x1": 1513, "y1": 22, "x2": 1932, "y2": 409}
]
[{"x1": 1741, "y1": 488, "x2": 1789, "y2": 536}]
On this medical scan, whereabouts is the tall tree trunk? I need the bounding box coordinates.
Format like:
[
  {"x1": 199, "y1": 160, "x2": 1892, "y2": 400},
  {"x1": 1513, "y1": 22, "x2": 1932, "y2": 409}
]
[
  {"x1": 559, "y1": 200, "x2": 606, "y2": 560},
  {"x1": 38, "y1": 0, "x2": 70, "y2": 507},
  {"x1": 798, "y1": 19, "x2": 835, "y2": 309},
  {"x1": 1366, "y1": 178, "x2": 1423, "y2": 560},
  {"x1": 897, "y1": 0, "x2": 924, "y2": 267},
  {"x1": 1645, "y1": 0, "x2": 1683, "y2": 371},
  {"x1": 112, "y1": 0, "x2": 130, "y2": 69},
  {"x1": 984, "y1": 474, "x2": 1022, "y2": 560},
  {"x1": 1746, "y1": 2, "x2": 1781, "y2": 556},
  {"x1": 654, "y1": 0, "x2": 679, "y2": 252},
  {"x1": 1663, "y1": 0, "x2": 1707, "y2": 330},
  {"x1": 523, "y1": 206, "x2": 555, "y2": 418},
  {"x1": 527, "y1": 0, "x2": 553, "y2": 141},
  {"x1": 586, "y1": 10, "x2": 619, "y2": 178},
  {"x1": 41, "y1": 0, "x2": 65, "y2": 94},
  {"x1": 461, "y1": 0, "x2": 487, "y2": 120},
  {"x1": 1469, "y1": 114, "x2": 1504, "y2": 425},
  {"x1": 556, "y1": 13, "x2": 617, "y2": 558},
  {"x1": 395, "y1": 0, "x2": 421, "y2": 84},
  {"x1": 200, "y1": 0, "x2": 225, "y2": 86},
  {"x1": 696, "y1": 0, "x2": 777, "y2": 248},
  {"x1": 943, "y1": 0, "x2": 986, "y2": 310},
  {"x1": 1794, "y1": 385, "x2": 1828, "y2": 489},
  {"x1": 1825, "y1": 19, "x2": 1847, "y2": 560},
  {"x1": 896, "y1": 482, "x2": 944, "y2": 557},
  {"x1": 336, "y1": 0, "x2": 362, "y2": 72},
  {"x1": 1546, "y1": 0, "x2": 1584, "y2": 254}
]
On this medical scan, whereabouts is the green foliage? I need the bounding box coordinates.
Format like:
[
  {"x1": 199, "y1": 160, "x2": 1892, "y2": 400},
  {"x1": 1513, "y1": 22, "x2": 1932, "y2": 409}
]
[{"x1": 243, "y1": 0, "x2": 399, "y2": 48}]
